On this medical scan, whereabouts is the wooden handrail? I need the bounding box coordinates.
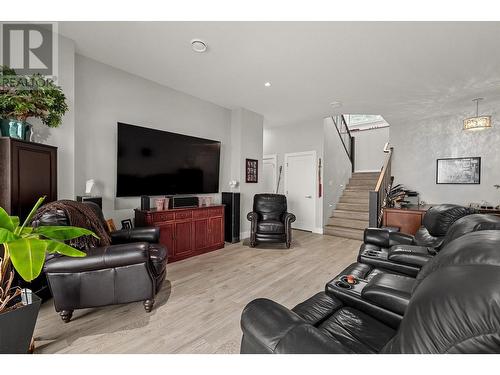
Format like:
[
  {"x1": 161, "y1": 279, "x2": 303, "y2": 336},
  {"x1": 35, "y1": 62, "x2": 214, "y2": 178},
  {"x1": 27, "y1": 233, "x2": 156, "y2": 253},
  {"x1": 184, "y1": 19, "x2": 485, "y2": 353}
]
[
  {"x1": 374, "y1": 148, "x2": 393, "y2": 192},
  {"x1": 369, "y1": 147, "x2": 394, "y2": 227}
]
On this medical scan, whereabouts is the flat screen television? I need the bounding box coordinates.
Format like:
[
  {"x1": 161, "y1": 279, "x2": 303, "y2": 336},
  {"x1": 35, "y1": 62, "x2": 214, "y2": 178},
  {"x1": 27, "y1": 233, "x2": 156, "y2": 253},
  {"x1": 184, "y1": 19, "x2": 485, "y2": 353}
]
[{"x1": 117, "y1": 122, "x2": 221, "y2": 197}]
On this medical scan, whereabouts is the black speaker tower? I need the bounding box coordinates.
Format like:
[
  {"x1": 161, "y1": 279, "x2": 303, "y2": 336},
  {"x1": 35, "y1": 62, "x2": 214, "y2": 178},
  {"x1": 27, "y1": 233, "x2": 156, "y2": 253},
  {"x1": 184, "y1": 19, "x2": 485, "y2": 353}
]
[
  {"x1": 140, "y1": 195, "x2": 150, "y2": 210},
  {"x1": 222, "y1": 192, "x2": 240, "y2": 243}
]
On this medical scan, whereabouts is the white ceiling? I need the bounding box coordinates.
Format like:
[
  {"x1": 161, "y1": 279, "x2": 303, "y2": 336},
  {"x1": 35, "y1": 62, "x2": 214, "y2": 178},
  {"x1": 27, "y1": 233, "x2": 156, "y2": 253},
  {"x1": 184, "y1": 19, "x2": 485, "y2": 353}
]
[{"x1": 59, "y1": 22, "x2": 500, "y2": 127}]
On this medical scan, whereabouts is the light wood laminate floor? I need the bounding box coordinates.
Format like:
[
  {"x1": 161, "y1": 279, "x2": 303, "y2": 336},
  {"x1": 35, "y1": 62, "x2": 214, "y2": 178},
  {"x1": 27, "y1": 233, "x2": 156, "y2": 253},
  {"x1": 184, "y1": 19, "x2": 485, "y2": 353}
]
[{"x1": 34, "y1": 231, "x2": 361, "y2": 354}]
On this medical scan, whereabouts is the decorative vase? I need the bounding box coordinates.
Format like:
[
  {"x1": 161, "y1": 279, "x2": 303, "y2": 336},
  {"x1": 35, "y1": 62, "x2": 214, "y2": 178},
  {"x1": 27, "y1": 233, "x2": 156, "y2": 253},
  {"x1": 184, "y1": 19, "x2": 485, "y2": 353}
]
[
  {"x1": 155, "y1": 198, "x2": 165, "y2": 211},
  {"x1": 0, "y1": 119, "x2": 32, "y2": 140}
]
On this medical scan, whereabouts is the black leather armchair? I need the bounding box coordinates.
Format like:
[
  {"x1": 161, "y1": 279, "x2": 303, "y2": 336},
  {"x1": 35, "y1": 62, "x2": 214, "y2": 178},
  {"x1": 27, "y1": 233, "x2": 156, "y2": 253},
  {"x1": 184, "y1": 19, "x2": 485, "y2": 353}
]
[
  {"x1": 240, "y1": 230, "x2": 500, "y2": 354},
  {"x1": 39, "y1": 202, "x2": 167, "y2": 322},
  {"x1": 247, "y1": 194, "x2": 296, "y2": 248}
]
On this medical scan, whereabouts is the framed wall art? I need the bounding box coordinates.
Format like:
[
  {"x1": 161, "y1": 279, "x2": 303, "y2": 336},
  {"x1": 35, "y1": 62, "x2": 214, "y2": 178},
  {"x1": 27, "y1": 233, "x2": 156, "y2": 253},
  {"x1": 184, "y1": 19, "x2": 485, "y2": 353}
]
[
  {"x1": 245, "y1": 158, "x2": 258, "y2": 183},
  {"x1": 436, "y1": 157, "x2": 481, "y2": 184}
]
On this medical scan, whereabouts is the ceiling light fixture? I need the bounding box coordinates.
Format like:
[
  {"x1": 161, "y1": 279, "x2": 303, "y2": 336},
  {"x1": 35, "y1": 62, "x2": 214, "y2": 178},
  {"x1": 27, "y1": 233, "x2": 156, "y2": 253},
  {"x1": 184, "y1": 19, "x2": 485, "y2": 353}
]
[
  {"x1": 191, "y1": 39, "x2": 207, "y2": 53},
  {"x1": 264, "y1": 82, "x2": 271, "y2": 87},
  {"x1": 330, "y1": 101, "x2": 343, "y2": 108},
  {"x1": 463, "y1": 98, "x2": 492, "y2": 131}
]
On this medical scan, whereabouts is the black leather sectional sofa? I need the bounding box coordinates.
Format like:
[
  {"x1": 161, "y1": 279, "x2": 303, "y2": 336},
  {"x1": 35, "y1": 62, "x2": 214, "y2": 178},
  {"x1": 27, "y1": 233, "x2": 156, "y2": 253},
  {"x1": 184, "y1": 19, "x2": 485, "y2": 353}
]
[{"x1": 240, "y1": 205, "x2": 500, "y2": 354}]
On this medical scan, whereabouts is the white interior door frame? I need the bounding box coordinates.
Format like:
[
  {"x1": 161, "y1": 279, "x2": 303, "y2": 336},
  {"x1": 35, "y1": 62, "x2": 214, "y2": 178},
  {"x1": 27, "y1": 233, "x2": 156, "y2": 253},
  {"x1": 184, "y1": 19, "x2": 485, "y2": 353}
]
[
  {"x1": 263, "y1": 154, "x2": 278, "y2": 193},
  {"x1": 284, "y1": 150, "x2": 317, "y2": 230}
]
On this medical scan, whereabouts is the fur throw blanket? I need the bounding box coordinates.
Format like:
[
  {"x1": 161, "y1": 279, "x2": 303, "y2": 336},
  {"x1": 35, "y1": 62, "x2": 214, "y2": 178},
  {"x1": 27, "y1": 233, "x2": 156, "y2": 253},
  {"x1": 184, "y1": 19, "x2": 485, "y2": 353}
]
[{"x1": 32, "y1": 200, "x2": 111, "y2": 249}]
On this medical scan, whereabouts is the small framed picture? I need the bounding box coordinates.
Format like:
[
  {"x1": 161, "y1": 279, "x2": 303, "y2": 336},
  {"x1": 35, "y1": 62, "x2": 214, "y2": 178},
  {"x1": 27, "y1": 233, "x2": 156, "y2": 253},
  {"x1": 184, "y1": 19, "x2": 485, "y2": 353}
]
[
  {"x1": 246, "y1": 158, "x2": 258, "y2": 183},
  {"x1": 436, "y1": 157, "x2": 481, "y2": 184},
  {"x1": 106, "y1": 219, "x2": 116, "y2": 232},
  {"x1": 121, "y1": 218, "x2": 133, "y2": 230}
]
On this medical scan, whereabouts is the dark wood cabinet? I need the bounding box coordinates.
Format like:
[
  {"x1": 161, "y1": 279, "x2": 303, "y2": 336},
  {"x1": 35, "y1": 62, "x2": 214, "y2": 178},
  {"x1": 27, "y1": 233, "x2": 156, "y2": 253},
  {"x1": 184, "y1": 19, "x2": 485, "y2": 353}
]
[
  {"x1": 208, "y1": 216, "x2": 224, "y2": 246},
  {"x1": 0, "y1": 137, "x2": 57, "y2": 220},
  {"x1": 383, "y1": 205, "x2": 431, "y2": 235},
  {"x1": 135, "y1": 205, "x2": 225, "y2": 262}
]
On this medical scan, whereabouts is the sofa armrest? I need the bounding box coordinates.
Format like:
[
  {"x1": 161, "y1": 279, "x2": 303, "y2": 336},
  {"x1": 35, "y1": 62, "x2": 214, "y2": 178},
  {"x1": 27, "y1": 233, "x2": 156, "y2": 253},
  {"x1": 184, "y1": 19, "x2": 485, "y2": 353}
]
[
  {"x1": 388, "y1": 245, "x2": 433, "y2": 267},
  {"x1": 361, "y1": 273, "x2": 414, "y2": 315},
  {"x1": 44, "y1": 242, "x2": 150, "y2": 273},
  {"x1": 241, "y1": 298, "x2": 305, "y2": 353},
  {"x1": 275, "y1": 324, "x2": 351, "y2": 354},
  {"x1": 364, "y1": 228, "x2": 415, "y2": 248},
  {"x1": 111, "y1": 227, "x2": 160, "y2": 244}
]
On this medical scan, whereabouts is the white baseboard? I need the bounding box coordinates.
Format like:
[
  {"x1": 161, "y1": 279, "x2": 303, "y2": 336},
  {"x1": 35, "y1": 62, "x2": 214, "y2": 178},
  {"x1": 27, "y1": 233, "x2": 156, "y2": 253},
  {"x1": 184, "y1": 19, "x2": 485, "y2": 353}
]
[
  {"x1": 355, "y1": 169, "x2": 381, "y2": 173},
  {"x1": 312, "y1": 227, "x2": 324, "y2": 234}
]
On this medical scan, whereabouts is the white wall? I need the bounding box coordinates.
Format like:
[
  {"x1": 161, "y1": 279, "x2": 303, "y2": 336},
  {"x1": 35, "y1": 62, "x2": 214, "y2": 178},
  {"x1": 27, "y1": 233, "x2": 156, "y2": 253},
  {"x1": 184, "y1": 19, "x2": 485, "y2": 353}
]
[
  {"x1": 74, "y1": 55, "x2": 232, "y2": 222},
  {"x1": 263, "y1": 119, "x2": 324, "y2": 232},
  {"x1": 391, "y1": 104, "x2": 500, "y2": 207},
  {"x1": 353, "y1": 126, "x2": 389, "y2": 172},
  {"x1": 323, "y1": 117, "x2": 352, "y2": 225},
  {"x1": 31, "y1": 35, "x2": 75, "y2": 200}
]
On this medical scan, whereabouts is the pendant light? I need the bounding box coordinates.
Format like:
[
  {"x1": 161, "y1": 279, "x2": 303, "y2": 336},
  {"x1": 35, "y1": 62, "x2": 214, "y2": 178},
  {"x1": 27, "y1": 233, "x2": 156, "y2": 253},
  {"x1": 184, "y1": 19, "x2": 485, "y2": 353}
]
[{"x1": 463, "y1": 98, "x2": 492, "y2": 131}]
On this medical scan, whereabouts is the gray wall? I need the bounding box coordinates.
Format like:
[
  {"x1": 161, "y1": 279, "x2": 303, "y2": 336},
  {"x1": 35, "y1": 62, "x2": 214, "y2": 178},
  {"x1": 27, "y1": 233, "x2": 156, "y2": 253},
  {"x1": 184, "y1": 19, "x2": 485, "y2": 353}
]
[
  {"x1": 263, "y1": 119, "x2": 324, "y2": 232},
  {"x1": 230, "y1": 108, "x2": 264, "y2": 236},
  {"x1": 391, "y1": 105, "x2": 500, "y2": 207},
  {"x1": 74, "y1": 55, "x2": 232, "y2": 222},
  {"x1": 323, "y1": 117, "x2": 353, "y2": 225},
  {"x1": 353, "y1": 126, "x2": 389, "y2": 172}
]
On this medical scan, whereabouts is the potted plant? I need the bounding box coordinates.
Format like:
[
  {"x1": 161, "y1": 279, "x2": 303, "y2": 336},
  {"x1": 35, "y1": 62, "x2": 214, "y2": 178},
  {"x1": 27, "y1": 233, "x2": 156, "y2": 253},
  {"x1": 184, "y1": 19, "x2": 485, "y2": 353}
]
[
  {"x1": 0, "y1": 197, "x2": 96, "y2": 353},
  {"x1": 0, "y1": 66, "x2": 69, "y2": 140}
]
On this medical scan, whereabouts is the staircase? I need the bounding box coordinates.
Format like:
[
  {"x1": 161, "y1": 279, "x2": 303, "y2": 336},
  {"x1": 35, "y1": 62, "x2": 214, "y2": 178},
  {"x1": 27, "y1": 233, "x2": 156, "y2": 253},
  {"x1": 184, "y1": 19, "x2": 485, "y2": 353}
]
[{"x1": 324, "y1": 172, "x2": 380, "y2": 240}]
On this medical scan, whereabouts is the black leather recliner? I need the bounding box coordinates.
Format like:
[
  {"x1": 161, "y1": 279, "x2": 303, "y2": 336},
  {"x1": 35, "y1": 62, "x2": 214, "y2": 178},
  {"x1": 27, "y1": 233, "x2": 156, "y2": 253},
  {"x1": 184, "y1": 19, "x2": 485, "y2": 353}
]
[
  {"x1": 358, "y1": 204, "x2": 477, "y2": 277},
  {"x1": 354, "y1": 213, "x2": 500, "y2": 279},
  {"x1": 240, "y1": 230, "x2": 500, "y2": 353},
  {"x1": 363, "y1": 204, "x2": 475, "y2": 252},
  {"x1": 40, "y1": 202, "x2": 168, "y2": 323},
  {"x1": 247, "y1": 194, "x2": 296, "y2": 248}
]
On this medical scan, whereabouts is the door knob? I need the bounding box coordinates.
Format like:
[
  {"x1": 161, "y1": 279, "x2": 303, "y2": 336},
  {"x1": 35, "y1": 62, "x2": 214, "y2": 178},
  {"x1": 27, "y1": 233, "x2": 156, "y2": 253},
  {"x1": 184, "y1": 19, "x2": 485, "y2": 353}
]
[{"x1": 305, "y1": 195, "x2": 312, "y2": 198}]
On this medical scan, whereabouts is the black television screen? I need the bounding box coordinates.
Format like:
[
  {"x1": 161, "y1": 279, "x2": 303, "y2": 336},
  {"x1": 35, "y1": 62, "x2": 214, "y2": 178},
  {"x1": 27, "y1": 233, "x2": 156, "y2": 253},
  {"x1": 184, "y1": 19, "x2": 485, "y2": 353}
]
[{"x1": 117, "y1": 123, "x2": 221, "y2": 197}]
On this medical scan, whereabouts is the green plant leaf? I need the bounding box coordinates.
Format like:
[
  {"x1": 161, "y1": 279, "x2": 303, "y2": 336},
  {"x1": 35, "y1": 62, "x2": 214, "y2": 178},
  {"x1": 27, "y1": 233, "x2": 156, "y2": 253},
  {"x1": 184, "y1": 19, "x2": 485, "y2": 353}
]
[
  {"x1": 6, "y1": 238, "x2": 47, "y2": 282},
  {"x1": 34, "y1": 225, "x2": 98, "y2": 241},
  {"x1": 0, "y1": 207, "x2": 15, "y2": 231},
  {"x1": 10, "y1": 216, "x2": 20, "y2": 229},
  {"x1": 0, "y1": 227, "x2": 19, "y2": 243},
  {"x1": 46, "y1": 241, "x2": 86, "y2": 257}
]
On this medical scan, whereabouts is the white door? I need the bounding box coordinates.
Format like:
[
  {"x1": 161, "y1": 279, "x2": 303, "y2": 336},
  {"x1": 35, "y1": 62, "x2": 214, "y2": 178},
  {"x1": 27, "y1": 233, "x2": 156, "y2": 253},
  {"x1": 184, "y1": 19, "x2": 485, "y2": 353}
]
[
  {"x1": 262, "y1": 155, "x2": 277, "y2": 193},
  {"x1": 284, "y1": 151, "x2": 316, "y2": 231}
]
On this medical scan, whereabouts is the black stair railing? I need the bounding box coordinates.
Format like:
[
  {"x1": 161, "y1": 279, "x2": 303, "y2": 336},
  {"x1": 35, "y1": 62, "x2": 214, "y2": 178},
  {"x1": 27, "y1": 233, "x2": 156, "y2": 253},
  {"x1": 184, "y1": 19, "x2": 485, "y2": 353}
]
[{"x1": 331, "y1": 115, "x2": 355, "y2": 171}]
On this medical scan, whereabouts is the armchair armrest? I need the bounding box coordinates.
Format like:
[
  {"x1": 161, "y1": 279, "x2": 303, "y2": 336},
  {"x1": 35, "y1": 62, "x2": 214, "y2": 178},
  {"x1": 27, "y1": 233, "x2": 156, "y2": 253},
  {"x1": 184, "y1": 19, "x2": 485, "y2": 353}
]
[
  {"x1": 44, "y1": 242, "x2": 150, "y2": 273},
  {"x1": 241, "y1": 298, "x2": 305, "y2": 353},
  {"x1": 247, "y1": 212, "x2": 259, "y2": 222},
  {"x1": 283, "y1": 212, "x2": 296, "y2": 226},
  {"x1": 111, "y1": 227, "x2": 159, "y2": 244},
  {"x1": 364, "y1": 228, "x2": 415, "y2": 248}
]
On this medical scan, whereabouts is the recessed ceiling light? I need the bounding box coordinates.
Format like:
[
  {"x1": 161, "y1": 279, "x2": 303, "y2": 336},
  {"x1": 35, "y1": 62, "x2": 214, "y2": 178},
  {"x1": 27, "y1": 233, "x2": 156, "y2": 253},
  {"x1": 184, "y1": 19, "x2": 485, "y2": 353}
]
[
  {"x1": 191, "y1": 39, "x2": 207, "y2": 53},
  {"x1": 330, "y1": 101, "x2": 343, "y2": 108},
  {"x1": 264, "y1": 82, "x2": 271, "y2": 87}
]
